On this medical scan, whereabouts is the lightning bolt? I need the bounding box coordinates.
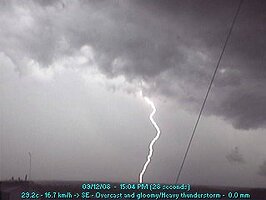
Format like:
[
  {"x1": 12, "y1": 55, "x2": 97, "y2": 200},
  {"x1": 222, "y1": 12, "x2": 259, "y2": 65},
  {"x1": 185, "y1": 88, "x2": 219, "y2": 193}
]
[{"x1": 139, "y1": 93, "x2": 161, "y2": 183}]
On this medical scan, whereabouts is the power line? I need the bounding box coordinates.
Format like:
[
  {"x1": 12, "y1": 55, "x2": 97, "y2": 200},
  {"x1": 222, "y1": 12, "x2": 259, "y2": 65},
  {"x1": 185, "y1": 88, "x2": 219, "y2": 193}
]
[{"x1": 175, "y1": 0, "x2": 244, "y2": 184}]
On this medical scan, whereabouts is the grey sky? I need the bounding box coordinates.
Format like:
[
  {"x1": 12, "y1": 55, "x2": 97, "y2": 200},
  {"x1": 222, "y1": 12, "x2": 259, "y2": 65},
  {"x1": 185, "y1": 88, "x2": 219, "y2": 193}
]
[
  {"x1": 226, "y1": 147, "x2": 245, "y2": 164},
  {"x1": 1, "y1": 0, "x2": 266, "y2": 188},
  {"x1": 259, "y1": 161, "x2": 266, "y2": 177}
]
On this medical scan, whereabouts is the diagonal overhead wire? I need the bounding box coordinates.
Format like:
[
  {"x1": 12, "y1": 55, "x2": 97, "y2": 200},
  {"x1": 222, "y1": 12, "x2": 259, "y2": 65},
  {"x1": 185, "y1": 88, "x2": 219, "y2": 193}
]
[{"x1": 175, "y1": 0, "x2": 244, "y2": 184}]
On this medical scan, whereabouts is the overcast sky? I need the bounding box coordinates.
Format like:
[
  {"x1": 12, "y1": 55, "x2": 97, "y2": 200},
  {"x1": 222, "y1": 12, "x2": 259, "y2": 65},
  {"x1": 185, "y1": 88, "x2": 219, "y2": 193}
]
[{"x1": 0, "y1": 0, "x2": 266, "y2": 188}]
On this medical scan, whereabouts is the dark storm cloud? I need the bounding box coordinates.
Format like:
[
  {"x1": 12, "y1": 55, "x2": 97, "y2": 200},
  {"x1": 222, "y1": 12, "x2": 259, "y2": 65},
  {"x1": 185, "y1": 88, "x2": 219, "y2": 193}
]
[
  {"x1": 216, "y1": 91, "x2": 266, "y2": 129},
  {"x1": 258, "y1": 161, "x2": 266, "y2": 176},
  {"x1": 1, "y1": 0, "x2": 266, "y2": 129},
  {"x1": 226, "y1": 147, "x2": 245, "y2": 164},
  {"x1": 34, "y1": 0, "x2": 62, "y2": 7}
]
